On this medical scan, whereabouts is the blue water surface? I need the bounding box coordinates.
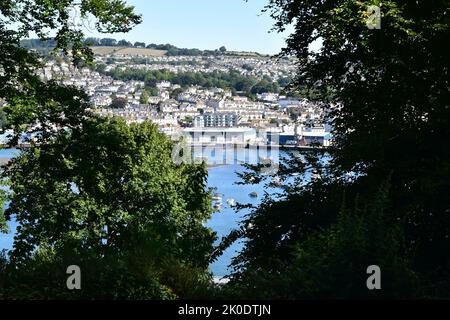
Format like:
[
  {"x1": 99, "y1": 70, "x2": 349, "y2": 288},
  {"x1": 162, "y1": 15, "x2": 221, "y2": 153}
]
[
  {"x1": 0, "y1": 148, "x2": 280, "y2": 277},
  {"x1": 206, "y1": 164, "x2": 268, "y2": 276}
]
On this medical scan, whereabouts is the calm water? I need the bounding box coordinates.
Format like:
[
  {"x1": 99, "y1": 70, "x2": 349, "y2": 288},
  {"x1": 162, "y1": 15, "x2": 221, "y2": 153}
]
[
  {"x1": 0, "y1": 148, "x2": 280, "y2": 277},
  {"x1": 206, "y1": 164, "x2": 270, "y2": 276}
]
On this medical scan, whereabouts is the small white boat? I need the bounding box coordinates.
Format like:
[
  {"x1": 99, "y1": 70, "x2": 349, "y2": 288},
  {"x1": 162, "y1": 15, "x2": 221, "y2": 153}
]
[
  {"x1": 212, "y1": 193, "x2": 223, "y2": 202},
  {"x1": 226, "y1": 198, "x2": 236, "y2": 207}
]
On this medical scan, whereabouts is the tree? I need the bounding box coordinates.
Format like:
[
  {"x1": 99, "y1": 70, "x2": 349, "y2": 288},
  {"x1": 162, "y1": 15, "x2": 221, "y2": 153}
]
[
  {"x1": 118, "y1": 39, "x2": 133, "y2": 47},
  {"x1": 146, "y1": 87, "x2": 159, "y2": 97},
  {"x1": 220, "y1": 0, "x2": 450, "y2": 298},
  {"x1": 100, "y1": 38, "x2": 118, "y2": 46},
  {"x1": 251, "y1": 79, "x2": 279, "y2": 94},
  {"x1": 105, "y1": 68, "x2": 277, "y2": 98},
  {"x1": 0, "y1": 106, "x2": 7, "y2": 130},
  {"x1": 219, "y1": 46, "x2": 227, "y2": 53},
  {"x1": 134, "y1": 42, "x2": 146, "y2": 48},
  {"x1": 0, "y1": 0, "x2": 215, "y2": 299},
  {"x1": 223, "y1": 180, "x2": 418, "y2": 299},
  {"x1": 95, "y1": 63, "x2": 107, "y2": 73},
  {"x1": 2, "y1": 116, "x2": 215, "y2": 298},
  {"x1": 109, "y1": 96, "x2": 128, "y2": 109},
  {"x1": 171, "y1": 87, "x2": 184, "y2": 100},
  {"x1": 269, "y1": 118, "x2": 278, "y2": 125},
  {"x1": 84, "y1": 37, "x2": 101, "y2": 46},
  {"x1": 139, "y1": 90, "x2": 150, "y2": 104},
  {"x1": 242, "y1": 64, "x2": 254, "y2": 72},
  {"x1": 181, "y1": 116, "x2": 194, "y2": 127}
]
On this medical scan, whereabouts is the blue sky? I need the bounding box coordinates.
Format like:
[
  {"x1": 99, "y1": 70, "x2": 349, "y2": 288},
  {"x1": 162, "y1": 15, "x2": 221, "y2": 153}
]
[{"x1": 83, "y1": 0, "x2": 292, "y2": 54}]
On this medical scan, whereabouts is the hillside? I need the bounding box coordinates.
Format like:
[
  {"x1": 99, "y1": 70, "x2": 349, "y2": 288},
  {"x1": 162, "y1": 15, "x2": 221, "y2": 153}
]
[
  {"x1": 20, "y1": 39, "x2": 267, "y2": 57},
  {"x1": 90, "y1": 46, "x2": 167, "y2": 57}
]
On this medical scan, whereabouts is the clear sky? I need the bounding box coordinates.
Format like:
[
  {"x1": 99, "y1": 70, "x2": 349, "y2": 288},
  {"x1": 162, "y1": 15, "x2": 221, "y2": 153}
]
[{"x1": 83, "y1": 0, "x2": 292, "y2": 55}]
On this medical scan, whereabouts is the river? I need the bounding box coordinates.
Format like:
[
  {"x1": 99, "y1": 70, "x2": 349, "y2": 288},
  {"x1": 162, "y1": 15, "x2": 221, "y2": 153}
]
[{"x1": 0, "y1": 147, "x2": 282, "y2": 277}]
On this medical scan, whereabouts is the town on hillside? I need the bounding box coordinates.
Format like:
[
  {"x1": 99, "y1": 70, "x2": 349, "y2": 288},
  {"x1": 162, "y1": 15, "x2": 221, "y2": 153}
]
[{"x1": 2, "y1": 40, "x2": 334, "y2": 148}]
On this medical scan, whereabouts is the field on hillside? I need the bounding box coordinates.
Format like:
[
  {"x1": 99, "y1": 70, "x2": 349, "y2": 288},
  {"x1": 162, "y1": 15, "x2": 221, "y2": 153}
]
[{"x1": 90, "y1": 46, "x2": 167, "y2": 57}]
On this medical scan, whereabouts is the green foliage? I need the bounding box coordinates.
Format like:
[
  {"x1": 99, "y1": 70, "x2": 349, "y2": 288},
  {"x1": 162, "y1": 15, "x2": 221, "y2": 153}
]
[
  {"x1": 106, "y1": 68, "x2": 281, "y2": 96},
  {"x1": 134, "y1": 41, "x2": 146, "y2": 48},
  {"x1": 0, "y1": 246, "x2": 177, "y2": 299},
  {"x1": 224, "y1": 179, "x2": 419, "y2": 299},
  {"x1": 145, "y1": 43, "x2": 215, "y2": 56},
  {"x1": 0, "y1": 107, "x2": 7, "y2": 130},
  {"x1": 1, "y1": 116, "x2": 215, "y2": 298},
  {"x1": 222, "y1": 0, "x2": 450, "y2": 298},
  {"x1": 146, "y1": 87, "x2": 159, "y2": 97},
  {"x1": 94, "y1": 63, "x2": 107, "y2": 73},
  {"x1": 170, "y1": 87, "x2": 184, "y2": 99},
  {"x1": 180, "y1": 116, "x2": 194, "y2": 127},
  {"x1": 1, "y1": 0, "x2": 216, "y2": 300},
  {"x1": 242, "y1": 64, "x2": 254, "y2": 72},
  {"x1": 139, "y1": 90, "x2": 150, "y2": 104},
  {"x1": 251, "y1": 77, "x2": 280, "y2": 95},
  {"x1": 109, "y1": 96, "x2": 127, "y2": 109},
  {"x1": 0, "y1": 184, "x2": 8, "y2": 234},
  {"x1": 80, "y1": 0, "x2": 141, "y2": 33},
  {"x1": 117, "y1": 39, "x2": 132, "y2": 46}
]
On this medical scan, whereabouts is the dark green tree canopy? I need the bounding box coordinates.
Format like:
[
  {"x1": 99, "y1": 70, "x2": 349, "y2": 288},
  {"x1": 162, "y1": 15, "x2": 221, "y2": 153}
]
[
  {"x1": 117, "y1": 39, "x2": 132, "y2": 46},
  {"x1": 134, "y1": 41, "x2": 146, "y2": 48},
  {"x1": 109, "y1": 96, "x2": 128, "y2": 109},
  {"x1": 221, "y1": 0, "x2": 450, "y2": 298},
  {"x1": 5, "y1": 116, "x2": 214, "y2": 265},
  {"x1": 0, "y1": 1, "x2": 216, "y2": 299}
]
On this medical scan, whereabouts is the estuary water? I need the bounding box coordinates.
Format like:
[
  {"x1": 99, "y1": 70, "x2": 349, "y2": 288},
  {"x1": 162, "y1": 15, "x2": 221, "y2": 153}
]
[
  {"x1": 0, "y1": 147, "x2": 280, "y2": 277},
  {"x1": 206, "y1": 163, "x2": 270, "y2": 276}
]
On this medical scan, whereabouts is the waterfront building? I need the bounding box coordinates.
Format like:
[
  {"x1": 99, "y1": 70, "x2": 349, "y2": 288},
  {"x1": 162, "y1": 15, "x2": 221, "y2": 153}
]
[
  {"x1": 194, "y1": 112, "x2": 241, "y2": 128},
  {"x1": 183, "y1": 127, "x2": 257, "y2": 144},
  {"x1": 298, "y1": 125, "x2": 332, "y2": 147}
]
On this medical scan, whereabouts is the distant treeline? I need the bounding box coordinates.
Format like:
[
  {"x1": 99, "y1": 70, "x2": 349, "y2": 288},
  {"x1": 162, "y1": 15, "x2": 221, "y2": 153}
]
[
  {"x1": 20, "y1": 38, "x2": 57, "y2": 55},
  {"x1": 85, "y1": 38, "x2": 248, "y2": 56},
  {"x1": 106, "y1": 68, "x2": 282, "y2": 96},
  {"x1": 20, "y1": 38, "x2": 263, "y2": 57}
]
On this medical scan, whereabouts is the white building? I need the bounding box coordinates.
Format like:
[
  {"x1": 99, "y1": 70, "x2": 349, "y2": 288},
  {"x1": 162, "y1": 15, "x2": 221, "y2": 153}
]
[
  {"x1": 183, "y1": 127, "x2": 257, "y2": 144},
  {"x1": 298, "y1": 125, "x2": 333, "y2": 147},
  {"x1": 194, "y1": 112, "x2": 240, "y2": 128}
]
